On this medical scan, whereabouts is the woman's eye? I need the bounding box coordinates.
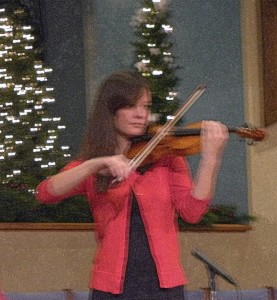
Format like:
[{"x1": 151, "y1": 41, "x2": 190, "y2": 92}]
[
  {"x1": 124, "y1": 104, "x2": 134, "y2": 109},
  {"x1": 145, "y1": 103, "x2": 152, "y2": 109}
]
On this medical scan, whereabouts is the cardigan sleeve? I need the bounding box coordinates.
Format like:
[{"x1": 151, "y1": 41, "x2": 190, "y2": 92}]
[
  {"x1": 167, "y1": 156, "x2": 211, "y2": 224},
  {"x1": 35, "y1": 160, "x2": 88, "y2": 204}
]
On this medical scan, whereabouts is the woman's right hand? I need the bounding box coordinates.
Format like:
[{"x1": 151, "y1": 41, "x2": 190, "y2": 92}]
[
  {"x1": 89, "y1": 154, "x2": 132, "y2": 181},
  {"x1": 36, "y1": 155, "x2": 132, "y2": 198}
]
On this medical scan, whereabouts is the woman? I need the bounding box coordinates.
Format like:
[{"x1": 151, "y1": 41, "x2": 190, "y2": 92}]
[{"x1": 36, "y1": 71, "x2": 229, "y2": 300}]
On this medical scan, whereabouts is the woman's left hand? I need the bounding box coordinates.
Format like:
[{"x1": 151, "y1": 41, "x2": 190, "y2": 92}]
[{"x1": 200, "y1": 120, "x2": 229, "y2": 162}]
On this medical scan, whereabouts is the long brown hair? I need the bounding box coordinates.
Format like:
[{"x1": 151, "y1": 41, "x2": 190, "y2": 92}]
[{"x1": 77, "y1": 71, "x2": 151, "y2": 191}]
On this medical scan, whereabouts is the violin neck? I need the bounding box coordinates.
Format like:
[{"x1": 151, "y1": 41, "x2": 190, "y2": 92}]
[
  {"x1": 170, "y1": 127, "x2": 238, "y2": 136},
  {"x1": 227, "y1": 127, "x2": 238, "y2": 133},
  {"x1": 132, "y1": 127, "x2": 239, "y2": 142}
]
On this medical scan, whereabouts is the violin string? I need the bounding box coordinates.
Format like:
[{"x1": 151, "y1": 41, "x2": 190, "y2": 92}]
[{"x1": 129, "y1": 84, "x2": 207, "y2": 170}]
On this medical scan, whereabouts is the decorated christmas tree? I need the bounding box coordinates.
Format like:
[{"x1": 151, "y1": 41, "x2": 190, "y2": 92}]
[
  {"x1": 0, "y1": 0, "x2": 80, "y2": 222},
  {"x1": 0, "y1": 1, "x2": 71, "y2": 190},
  {"x1": 131, "y1": 0, "x2": 180, "y2": 124}
]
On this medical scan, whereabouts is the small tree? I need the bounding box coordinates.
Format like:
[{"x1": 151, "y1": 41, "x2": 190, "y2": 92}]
[
  {"x1": 0, "y1": 0, "x2": 82, "y2": 222},
  {"x1": 0, "y1": 0, "x2": 70, "y2": 191},
  {"x1": 131, "y1": 0, "x2": 180, "y2": 124}
]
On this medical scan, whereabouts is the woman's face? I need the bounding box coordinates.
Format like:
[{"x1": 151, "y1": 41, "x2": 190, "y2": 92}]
[{"x1": 114, "y1": 89, "x2": 152, "y2": 140}]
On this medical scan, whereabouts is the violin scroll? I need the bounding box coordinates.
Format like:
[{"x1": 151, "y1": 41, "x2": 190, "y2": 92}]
[{"x1": 234, "y1": 125, "x2": 266, "y2": 142}]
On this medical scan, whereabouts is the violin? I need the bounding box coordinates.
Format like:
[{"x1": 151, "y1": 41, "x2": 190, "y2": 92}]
[
  {"x1": 113, "y1": 85, "x2": 265, "y2": 184},
  {"x1": 127, "y1": 122, "x2": 265, "y2": 167}
]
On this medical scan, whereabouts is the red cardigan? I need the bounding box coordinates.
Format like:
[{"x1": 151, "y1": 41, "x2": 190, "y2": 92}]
[{"x1": 36, "y1": 156, "x2": 210, "y2": 294}]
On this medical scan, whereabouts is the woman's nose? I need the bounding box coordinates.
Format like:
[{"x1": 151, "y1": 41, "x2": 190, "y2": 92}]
[{"x1": 134, "y1": 106, "x2": 147, "y2": 118}]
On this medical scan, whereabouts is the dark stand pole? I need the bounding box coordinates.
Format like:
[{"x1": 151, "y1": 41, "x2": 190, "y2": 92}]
[{"x1": 207, "y1": 267, "x2": 218, "y2": 300}]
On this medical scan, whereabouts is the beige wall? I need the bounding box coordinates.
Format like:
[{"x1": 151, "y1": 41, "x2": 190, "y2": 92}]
[{"x1": 1, "y1": 0, "x2": 277, "y2": 293}]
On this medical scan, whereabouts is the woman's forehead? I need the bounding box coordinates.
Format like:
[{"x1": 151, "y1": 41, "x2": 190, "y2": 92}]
[{"x1": 136, "y1": 89, "x2": 152, "y2": 103}]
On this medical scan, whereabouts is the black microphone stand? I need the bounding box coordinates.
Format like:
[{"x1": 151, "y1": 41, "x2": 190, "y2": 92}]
[
  {"x1": 192, "y1": 249, "x2": 238, "y2": 300},
  {"x1": 207, "y1": 266, "x2": 218, "y2": 300}
]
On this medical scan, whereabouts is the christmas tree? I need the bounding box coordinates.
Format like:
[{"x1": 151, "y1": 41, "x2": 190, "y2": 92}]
[
  {"x1": 0, "y1": 1, "x2": 71, "y2": 189},
  {"x1": 131, "y1": 0, "x2": 180, "y2": 124},
  {"x1": 0, "y1": 0, "x2": 78, "y2": 221}
]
